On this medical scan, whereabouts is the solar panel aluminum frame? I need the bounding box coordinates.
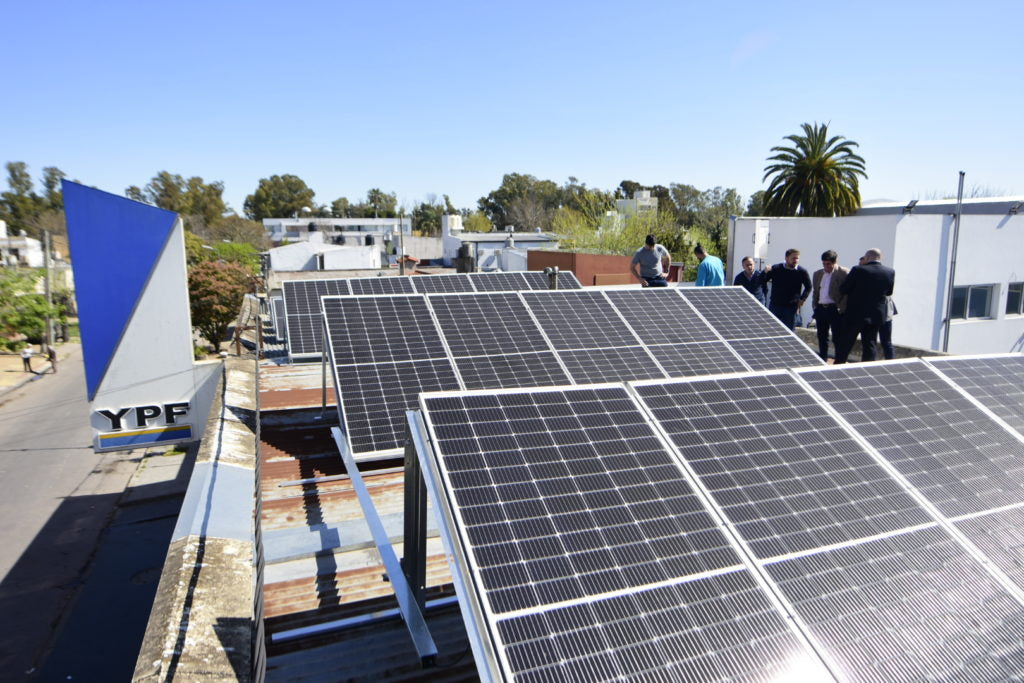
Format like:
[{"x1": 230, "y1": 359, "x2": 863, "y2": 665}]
[
  {"x1": 414, "y1": 382, "x2": 835, "y2": 682},
  {"x1": 407, "y1": 409, "x2": 502, "y2": 683}
]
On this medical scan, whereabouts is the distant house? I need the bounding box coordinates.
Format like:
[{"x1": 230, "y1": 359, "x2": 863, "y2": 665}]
[
  {"x1": 267, "y1": 234, "x2": 381, "y2": 272},
  {"x1": 730, "y1": 197, "x2": 1024, "y2": 355},
  {"x1": 263, "y1": 217, "x2": 411, "y2": 246},
  {"x1": 0, "y1": 221, "x2": 44, "y2": 268},
  {"x1": 441, "y1": 214, "x2": 558, "y2": 268}
]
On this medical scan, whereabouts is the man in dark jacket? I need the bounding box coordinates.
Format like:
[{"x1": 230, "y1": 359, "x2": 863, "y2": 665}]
[
  {"x1": 764, "y1": 248, "x2": 812, "y2": 330},
  {"x1": 834, "y1": 248, "x2": 895, "y2": 364}
]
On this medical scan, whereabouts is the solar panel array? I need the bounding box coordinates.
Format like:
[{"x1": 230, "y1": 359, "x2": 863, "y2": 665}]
[
  {"x1": 417, "y1": 354, "x2": 1024, "y2": 682},
  {"x1": 270, "y1": 297, "x2": 286, "y2": 339},
  {"x1": 926, "y1": 354, "x2": 1024, "y2": 433},
  {"x1": 323, "y1": 287, "x2": 826, "y2": 457},
  {"x1": 281, "y1": 271, "x2": 581, "y2": 358}
]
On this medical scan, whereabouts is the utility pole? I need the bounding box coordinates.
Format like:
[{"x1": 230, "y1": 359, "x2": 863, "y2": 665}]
[
  {"x1": 942, "y1": 171, "x2": 966, "y2": 353},
  {"x1": 43, "y1": 230, "x2": 54, "y2": 347}
]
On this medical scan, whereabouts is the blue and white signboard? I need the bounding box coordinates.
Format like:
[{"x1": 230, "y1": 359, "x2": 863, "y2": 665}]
[{"x1": 63, "y1": 181, "x2": 220, "y2": 452}]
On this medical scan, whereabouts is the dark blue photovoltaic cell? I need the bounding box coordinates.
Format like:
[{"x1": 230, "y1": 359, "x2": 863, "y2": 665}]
[
  {"x1": 765, "y1": 526, "x2": 1024, "y2": 681},
  {"x1": 636, "y1": 375, "x2": 931, "y2": 558},
  {"x1": 605, "y1": 289, "x2": 718, "y2": 344},
  {"x1": 348, "y1": 276, "x2": 415, "y2": 296},
  {"x1": 956, "y1": 507, "x2": 1024, "y2": 594},
  {"x1": 423, "y1": 387, "x2": 740, "y2": 615},
  {"x1": 410, "y1": 274, "x2": 475, "y2": 293},
  {"x1": 428, "y1": 293, "x2": 549, "y2": 356},
  {"x1": 283, "y1": 279, "x2": 352, "y2": 355},
  {"x1": 928, "y1": 355, "x2": 1024, "y2": 434},
  {"x1": 799, "y1": 361, "x2": 1024, "y2": 517},
  {"x1": 519, "y1": 270, "x2": 583, "y2": 290},
  {"x1": 454, "y1": 352, "x2": 570, "y2": 390},
  {"x1": 523, "y1": 291, "x2": 639, "y2": 350},
  {"x1": 323, "y1": 295, "x2": 447, "y2": 365},
  {"x1": 681, "y1": 287, "x2": 791, "y2": 340},
  {"x1": 497, "y1": 569, "x2": 822, "y2": 681},
  {"x1": 727, "y1": 336, "x2": 825, "y2": 370},
  {"x1": 647, "y1": 342, "x2": 748, "y2": 378},
  {"x1": 468, "y1": 272, "x2": 529, "y2": 291}
]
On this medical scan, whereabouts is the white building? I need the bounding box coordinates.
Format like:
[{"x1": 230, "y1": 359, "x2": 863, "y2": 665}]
[
  {"x1": 267, "y1": 235, "x2": 381, "y2": 272},
  {"x1": 615, "y1": 190, "x2": 658, "y2": 217},
  {"x1": 441, "y1": 214, "x2": 558, "y2": 267},
  {"x1": 263, "y1": 217, "x2": 412, "y2": 246},
  {"x1": 729, "y1": 197, "x2": 1024, "y2": 355},
  {"x1": 0, "y1": 221, "x2": 44, "y2": 268}
]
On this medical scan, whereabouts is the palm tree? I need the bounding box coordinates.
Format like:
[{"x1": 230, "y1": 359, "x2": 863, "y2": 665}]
[{"x1": 762, "y1": 122, "x2": 867, "y2": 217}]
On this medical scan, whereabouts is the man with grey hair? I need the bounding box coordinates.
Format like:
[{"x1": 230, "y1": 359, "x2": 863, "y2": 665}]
[{"x1": 834, "y1": 248, "x2": 895, "y2": 364}]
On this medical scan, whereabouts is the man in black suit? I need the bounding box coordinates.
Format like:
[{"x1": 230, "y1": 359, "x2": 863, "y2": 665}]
[{"x1": 834, "y1": 248, "x2": 895, "y2": 364}]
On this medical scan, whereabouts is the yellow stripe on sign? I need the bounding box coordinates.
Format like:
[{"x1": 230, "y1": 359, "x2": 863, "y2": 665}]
[{"x1": 99, "y1": 424, "x2": 192, "y2": 440}]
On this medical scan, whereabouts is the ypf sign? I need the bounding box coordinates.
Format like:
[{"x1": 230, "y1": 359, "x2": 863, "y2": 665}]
[{"x1": 93, "y1": 402, "x2": 194, "y2": 451}]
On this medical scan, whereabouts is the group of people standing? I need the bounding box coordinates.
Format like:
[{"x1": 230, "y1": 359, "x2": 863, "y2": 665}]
[
  {"x1": 734, "y1": 247, "x2": 896, "y2": 363},
  {"x1": 631, "y1": 235, "x2": 897, "y2": 363}
]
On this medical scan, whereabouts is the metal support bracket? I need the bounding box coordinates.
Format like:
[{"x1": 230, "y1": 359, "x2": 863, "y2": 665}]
[
  {"x1": 330, "y1": 427, "x2": 438, "y2": 666},
  {"x1": 403, "y1": 423, "x2": 428, "y2": 615}
]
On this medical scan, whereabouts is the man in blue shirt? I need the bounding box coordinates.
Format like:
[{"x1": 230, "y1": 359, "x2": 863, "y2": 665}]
[
  {"x1": 733, "y1": 256, "x2": 768, "y2": 305},
  {"x1": 693, "y1": 244, "x2": 725, "y2": 286},
  {"x1": 764, "y1": 248, "x2": 812, "y2": 330}
]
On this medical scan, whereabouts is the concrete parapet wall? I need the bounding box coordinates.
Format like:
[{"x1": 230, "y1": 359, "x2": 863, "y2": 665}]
[{"x1": 133, "y1": 358, "x2": 259, "y2": 682}]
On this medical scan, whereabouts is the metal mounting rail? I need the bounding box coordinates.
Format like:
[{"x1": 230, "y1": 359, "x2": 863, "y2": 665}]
[{"x1": 330, "y1": 427, "x2": 438, "y2": 666}]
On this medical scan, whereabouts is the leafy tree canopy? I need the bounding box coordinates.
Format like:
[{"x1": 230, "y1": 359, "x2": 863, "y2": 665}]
[
  {"x1": 762, "y1": 122, "x2": 867, "y2": 217},
  {"x1": 243, "y1": 174, "x2": 316, "y2": 221},
  {"x1": 188, "y1": 260, "x2": 253, "y2": 351},
  {"x1": 461, "y1": 211, "x2": 493, "y2": 233},
  {"x1": 0, "y1": 268, "x2": 64, "y2": 349}
]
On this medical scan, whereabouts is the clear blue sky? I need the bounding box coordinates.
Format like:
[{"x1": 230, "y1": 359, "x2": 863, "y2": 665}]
[{"x1": 3, "y1": 1, "x2": 1021, "y2": 215}]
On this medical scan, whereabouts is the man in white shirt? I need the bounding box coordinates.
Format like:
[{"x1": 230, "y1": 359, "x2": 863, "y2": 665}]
[{"x1": 811, "y1": 250, "x2": 849, "y2": 360}]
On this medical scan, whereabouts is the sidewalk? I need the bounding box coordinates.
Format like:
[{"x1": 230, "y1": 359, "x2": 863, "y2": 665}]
[{"x1": 0, "y1": 342, "x2": 76, "y2": 395}]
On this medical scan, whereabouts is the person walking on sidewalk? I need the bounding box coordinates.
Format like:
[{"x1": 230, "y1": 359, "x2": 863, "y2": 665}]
[
  {"x1": 21, "y1": 345, "x2": 34, "y2": 373},
  {"x1": 47, "y1": 345, "x2": 58, "y2": 374}
]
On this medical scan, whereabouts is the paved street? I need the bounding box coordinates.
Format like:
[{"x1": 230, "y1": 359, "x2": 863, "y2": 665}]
[{"x1": 0, "y1": 346, "x2": 192, "y2": 680}]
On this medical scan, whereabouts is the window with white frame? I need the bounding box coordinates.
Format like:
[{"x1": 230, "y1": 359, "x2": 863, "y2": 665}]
[
  {"x1": 951, "y1": 285, "x2": 994, "y2": 319},
  {"x1": 1007, "y1": 282, "x2": 1024, "y2": 316}
]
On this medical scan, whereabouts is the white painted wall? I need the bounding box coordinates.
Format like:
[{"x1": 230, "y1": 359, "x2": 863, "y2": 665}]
[
  {"x1": 268, "y1": 242, "x2": 318, "y2": 271},
  {"x1": 732, "y1": 212, "x2": 1024, "y2": 354},
  {"x1": 321, "y1": 246, "x2": 380, "y2": 270}
]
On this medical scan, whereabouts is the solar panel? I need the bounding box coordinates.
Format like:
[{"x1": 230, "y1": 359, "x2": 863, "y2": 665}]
[
  {"x1": 497, "y1": 568, "x2": 823, "y2": 681},
  {"x1": 419, "y1": 385, "x2": 826, "y2": 680},
  {"x1": 605, "y1": 289, "x2": 719, "y2": 344},
  {"x1": 339, "y1": 359, "x2": 459, "y2": 454},
  {"x1": 281, "y1": 279, "x2": 351, "y2": 357},
  {"x1": 681, "y1": 287, "x2": 791, "y2": 340},
  {"x1": 728, "y1": 336, "x2": 825, "y2": 370},
  {"x1": 635, "y1": 373, "x2": 932, "y2": 559},
  {"x1": 467, "y1": 272, "x2": 529, "y2": 291},
  {"x1": 519, "y1": 270, "x2": 583, "y2": 290},
  {"x1": 557, "y1": 346, "x2": 665, "y2": 383},
  {"x1": 427, "y1": 293, "x2": 550, "y2": 357},
  {"x1": 927, "y1": 355, "x2": 1024, "y2": 434},
  {"x1": 522, "y1": 291, "x2": 639, "y2": 350},
  {"x1": 647, "y1": 342, "x2": 749, "y2": 378},
  {"x1": 764, "y1": 526, "x2": 1024, "y2": 681},
  {"x1": 271, "y1": 297, "x2": 286, "y2": 339},
  {"x1": 798, "y1": 360, "x2": 1024, "y2": 517},
  {"x1": 955, "y1": 507, "x2": 1024, "y2": 593},
  {"x1": 348, "y1": 276, "x2": 415, "y2": 296},
  {"x1": 453, "y1": 352, "x2": 570, "y2": 390},
  {"x1": 323, "y1": 295, "x2": 448, "y2": 366},
  {"x1": 410, "y1": 273, "x2": 475, "y2": 293}
]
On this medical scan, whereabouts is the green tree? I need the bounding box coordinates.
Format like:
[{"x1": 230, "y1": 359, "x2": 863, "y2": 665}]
[
  {"x1": 745, "y1": 190, "x2": 767, "y2": 216},
  {"x1": 330, "y1": 197, "x2": 352, "y2": 217},
  {"x1": 478, "y1": 173, "x2": 561, "y2": 230},
  {"x1": 0, "y1": 269, "x2": 63, "y2": 349},
  {"x1": 203, "y1": 215, "x2": 268, "y2": 249},
  {"x1": 1, "y1": 162, "x2": 45, "y2": 237},
  {"x1": 462, "y1": 211, "x2": 492, "y2": 233},
  {"x1": 356, "y1": 188, "x2": 398, "y2": 218},
  {"x1": 188, "y1": 260, "x2": 252, "y2": 351},
  {"x1": 41, "y1": 167, "x2": 66, "y2": 210},
  {"x1": 762, "y1": 122, "x2": 867, "y2": 217},
  {"x1": 411, "y1": 195, "x2": 445, "y2": 235},
  {"x1": 125, "y1": 185, "x2": 146, "y2": 202},
  {"x1": 243, "y1": 174, "x2": 316, "y2": 220},
  {"x1": 560, "y1": 177, "x2": 614, "y2": 228}
]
